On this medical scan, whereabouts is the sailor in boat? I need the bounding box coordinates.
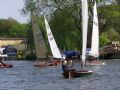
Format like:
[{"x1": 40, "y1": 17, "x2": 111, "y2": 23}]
[
  {"x1": 87, "y1": 55, "x2": 104, "y2": 65},
  {"x1": 87, "y1": 55, "x2": 96, "y2": 62},
  {"x1": 62, "y1": 59, "x2": 68, "y2": 73},
  {"x1": 0, "y1": 56, "x2": 13, "y2": 68},
  {"x1": 0, "y1": 56, "x2": 5, "y2": 67},
  {"x1": 49, "y1": 60, "x2": 57, "y2": 66},
  {"x1": 68, "y1": 59, "x2": 73, "y2": 70},
  {"x1": 62, "y1": 57, "x2": 74, "y2": 73}
]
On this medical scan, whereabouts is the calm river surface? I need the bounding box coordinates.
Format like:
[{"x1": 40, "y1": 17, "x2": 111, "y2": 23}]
[{"x1": 0, "y1": 59, "x2": 120, "y2": 90}]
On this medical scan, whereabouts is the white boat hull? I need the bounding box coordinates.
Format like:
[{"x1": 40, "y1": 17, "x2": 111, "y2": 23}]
[
  {"x1": 86, "y1": 61, "x2": 106, "y2": 66},
  {"x1": 0, "y1": 54, "x2": 8, "y2": 57}
]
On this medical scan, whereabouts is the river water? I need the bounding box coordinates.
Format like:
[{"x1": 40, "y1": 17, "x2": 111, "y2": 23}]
[{"x1": 0, "y1": 59, "x2": 120, "y2": 90}]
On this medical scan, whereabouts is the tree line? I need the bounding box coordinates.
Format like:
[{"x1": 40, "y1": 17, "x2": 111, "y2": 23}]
[{"x1": 0, "y1": 0, "x2": 120, "y2": 59}]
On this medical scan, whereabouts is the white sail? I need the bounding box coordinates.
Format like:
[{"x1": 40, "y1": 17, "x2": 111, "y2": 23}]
[
  {"x1": 44, "y1": 15, "x2": 62, "y2": 59},
  {"x1": 90, "y1": 2, "x2": 99, "y2": 57},
  {"x1": 31, "y1": 13, "x2": 47, "y2": 59},
  {"x1": 81, "y1": 0, "x2": 88, "y2": 66}
]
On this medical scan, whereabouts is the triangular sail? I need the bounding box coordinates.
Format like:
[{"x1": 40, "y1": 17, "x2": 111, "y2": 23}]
[
  {"x1": 44, "y1": 15, "x2": 62, "y2": 59},
  {"x1": 90, "y1": 2, "x2": 99, "y2": 57},
  {"x1": 31, "y1": 13, "x2": 47, "y2": 59},
  {"x1": 81, "y1": 0, "x2": 88, "y2": 67}
]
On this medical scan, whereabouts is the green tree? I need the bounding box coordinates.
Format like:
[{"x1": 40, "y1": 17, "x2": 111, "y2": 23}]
[
  {"x1": 21, "y1": 0, "x2": 120, "y2": 52},
  {"x1": 0, "y1": 19, "x2": 12, "y2": 37},
  {"x1": 50, "y1": 8, "x2": 82, "y2": 50},
  {"x1": 0, "y1": 18, "x2": 28, "y2": 38}
]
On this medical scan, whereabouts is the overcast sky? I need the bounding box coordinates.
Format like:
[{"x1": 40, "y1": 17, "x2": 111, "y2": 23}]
[{"x1": 0, "y1": 0, "x2": 29, "y2": 23}]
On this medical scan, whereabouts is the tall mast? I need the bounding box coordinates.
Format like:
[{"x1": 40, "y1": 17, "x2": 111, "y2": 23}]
[{"x1": 81, "y1": 0, "x2": 88, "y2": 69}]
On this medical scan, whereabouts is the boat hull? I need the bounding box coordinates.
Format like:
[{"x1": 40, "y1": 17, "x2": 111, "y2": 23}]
[
  {"x1": 86, "y1": 60, "x2": 106, "y2": 66},
  {"x1": 34, "y1": 63, "x2": 49, "y2": 67},
  {"x1": 34, "y1": 60, "x2": 61, "y2": 67},
  {"x1": 0, "y1": 63, "x2": 13, "y2": 68},
  {"x1": 62, "y1": 69, "x2": 93, "y2": 78}
]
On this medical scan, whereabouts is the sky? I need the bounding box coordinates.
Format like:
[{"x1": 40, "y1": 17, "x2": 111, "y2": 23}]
[{"x1": 0, "y1": 0, "x2": 29, "y2": 23}]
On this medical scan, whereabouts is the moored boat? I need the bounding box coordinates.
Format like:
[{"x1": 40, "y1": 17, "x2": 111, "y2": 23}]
[
  {"x1": 62, "y1": 0, "x2": 93, "y2": 78},
  {"x1": 87, "y1": 1, "x2": 106, "y2": 66}
]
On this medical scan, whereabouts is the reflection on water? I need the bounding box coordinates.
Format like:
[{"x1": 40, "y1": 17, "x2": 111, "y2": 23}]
[{"x1": 0, "y1": 60, "x2": 120, "y2": 90}]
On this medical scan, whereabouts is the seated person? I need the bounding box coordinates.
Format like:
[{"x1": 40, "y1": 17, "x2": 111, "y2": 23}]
[
  {"x1": 62, "y1": 58, "x2": 74, "y2": 73},
  {"x1": 62, "y1": 59, "x2": 69, "y2": 73},
  {"x1": 67, "y1": 59, "x2": 73, "y2": 69},
  {"x1": 87, "y1": 56, "x2": 97, "y2": 62},
  {"x1": 0, "y1": 57, "x2": 5, "y2": 67}
]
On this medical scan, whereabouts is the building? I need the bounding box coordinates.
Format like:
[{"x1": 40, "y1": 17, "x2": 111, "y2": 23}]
[{"x1": 0, "y1": 38, "x2": 26, "y2": 50}]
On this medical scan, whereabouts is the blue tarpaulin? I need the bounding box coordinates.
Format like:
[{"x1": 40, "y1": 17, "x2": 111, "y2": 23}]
[{"x1": 63, "y1": 51, "x2": 80, "y2": 57}]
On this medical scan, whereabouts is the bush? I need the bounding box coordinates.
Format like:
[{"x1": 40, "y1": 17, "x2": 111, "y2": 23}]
[{"x1": 25, "y1": 52, "x2": 36, "y2": 60}]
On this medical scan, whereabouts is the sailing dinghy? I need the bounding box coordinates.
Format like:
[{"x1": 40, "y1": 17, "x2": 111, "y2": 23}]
[
  {"x1": 62, "y1": 0, "x2": 93, "y2": 78},
  {"x1": 44, "y1": 15, "x2": 62, "y2": 59},
  {"x1": 31, "y1": 13, "x2": 49, "y2": 67},
  {"x1": 34, "y1": 15, "x2": 62, "y2": 66},
  {"x1": 86, "y1": 1, "x2": 105, "y2": 65},
  {"x1": 44, "y1": 15, "x2": 62, "y2": 65}
]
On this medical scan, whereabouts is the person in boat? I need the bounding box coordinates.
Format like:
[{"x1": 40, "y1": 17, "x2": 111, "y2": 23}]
[
  {"x1": 87, "y1": 55, "x2": 104, "y2": 64},
  {"x1": 62, "y1": 57, "x2": 74, "y2": 73},
  {"x1": 62, "y1": 59, "x2": 69, "y2": 73},
  {"x1": 87, "y1": 56, "x2": 96, "y2": 62},
  {"x1": 0, "y1": 56, "x2": 5, "y2": 67},
  {"x1": 50, "y1": 60, "x2": 58, "y2": 66},
  {"x1": 67, "y1": 59, "x2": 73, "y2": 70}
]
